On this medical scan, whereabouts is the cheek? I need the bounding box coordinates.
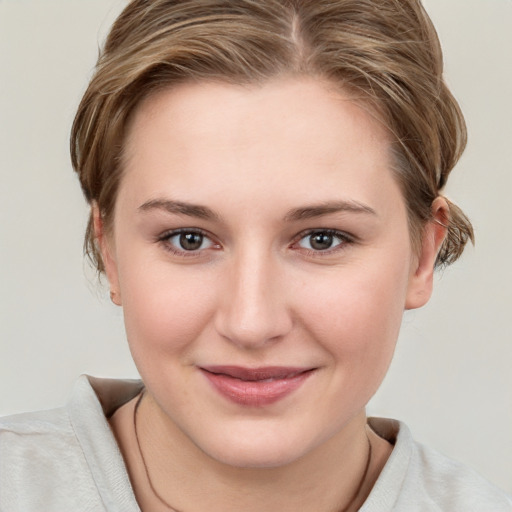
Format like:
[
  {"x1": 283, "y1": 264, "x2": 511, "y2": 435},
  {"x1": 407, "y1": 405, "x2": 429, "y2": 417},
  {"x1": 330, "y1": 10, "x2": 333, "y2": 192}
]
[
  {"x1": 118, "y1": 258, "x2": 217, "y2": 363},
  {"x1": 296, "y1": 271, "x2": 406, "y2": 422},
  {"x1": 297, "y1": 256, "x2": 410, "y2": 374}
]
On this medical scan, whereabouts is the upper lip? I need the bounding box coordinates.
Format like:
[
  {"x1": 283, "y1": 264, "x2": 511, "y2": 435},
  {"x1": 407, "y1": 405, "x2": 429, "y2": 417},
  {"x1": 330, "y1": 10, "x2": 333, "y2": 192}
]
[{"x1": 200, "y1": 365, "x2": 314, "y2": 381}]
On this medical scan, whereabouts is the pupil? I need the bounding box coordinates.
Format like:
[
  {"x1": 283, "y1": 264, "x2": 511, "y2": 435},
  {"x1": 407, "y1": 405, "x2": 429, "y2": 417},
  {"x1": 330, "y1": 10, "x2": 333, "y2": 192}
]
[
  {"x1": 310, "y1": 233, "x2": 333, "y2": 250},
  {"x1": 180, "y1": 233, "x2": 203, "y2": 250}
]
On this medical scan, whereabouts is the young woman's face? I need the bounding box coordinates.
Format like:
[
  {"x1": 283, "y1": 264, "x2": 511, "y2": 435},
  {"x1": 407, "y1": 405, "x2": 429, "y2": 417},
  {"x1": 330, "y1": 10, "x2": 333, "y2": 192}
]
[{"x1": 102, "y1": 78, "x2": 437, "y2": 468}]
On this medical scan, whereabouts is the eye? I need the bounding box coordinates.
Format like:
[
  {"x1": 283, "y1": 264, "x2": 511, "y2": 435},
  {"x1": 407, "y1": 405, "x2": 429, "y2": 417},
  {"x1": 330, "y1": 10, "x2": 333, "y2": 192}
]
[
  {"x1": 175, "y1": 232, "x2": 207, "y2": 251},
  {"x1": 159, "y1": 229, "x2": 217, "y2": 254},
  {"x1": 296, "y1": 230, "x2": 351, "y2": 252}
]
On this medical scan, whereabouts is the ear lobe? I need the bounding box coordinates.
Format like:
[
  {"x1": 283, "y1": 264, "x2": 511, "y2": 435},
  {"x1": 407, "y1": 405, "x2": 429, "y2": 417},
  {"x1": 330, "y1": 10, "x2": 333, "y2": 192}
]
[
  {"x1": 405, "y1": 197, "x2": 448, "y2": 310},
  {"x1": 92, "y1": 204, "x2": 122, "y2": 306}
]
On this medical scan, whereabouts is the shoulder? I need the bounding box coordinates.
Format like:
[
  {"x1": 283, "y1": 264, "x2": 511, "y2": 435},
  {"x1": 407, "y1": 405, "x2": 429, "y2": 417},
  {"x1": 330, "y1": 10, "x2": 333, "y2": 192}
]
[
  {"x1": 0, "y1": 391, "x2": 87, "y2": 467},
  {"x1": 0, "y1": 403, "x2": 101, "y2": 511},
  {"x1": 0, "y1": 405, "x2": 77, "y2": 460},
  {"x1": 0, "y1": 375, "x2": 143, "y2": 512},
  {"x1": 409, "y1": 440, "x2": 512, "y2": 511},
  {"x1": 363, "y1": 418, "x2": 512, "y2": 512}
]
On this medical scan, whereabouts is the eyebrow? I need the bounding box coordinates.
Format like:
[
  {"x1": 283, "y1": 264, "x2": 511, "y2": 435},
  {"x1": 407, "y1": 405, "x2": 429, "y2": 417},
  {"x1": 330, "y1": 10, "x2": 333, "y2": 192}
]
[
  {"x1": 138, "y1": 198, "x2": 377, "y2": 222},
  {"x1": 283, "y1": 200, "x2": 377, "y2": 221},
  {"x1": 138, "y1": 199, "x2": 219, "y2": 220}
]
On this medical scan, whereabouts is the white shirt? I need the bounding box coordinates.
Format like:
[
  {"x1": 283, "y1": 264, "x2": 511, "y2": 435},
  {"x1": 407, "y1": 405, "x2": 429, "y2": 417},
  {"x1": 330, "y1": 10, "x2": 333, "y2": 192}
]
[{"x1": 1, "y1": 375, "x2": 510, "y2": 511}]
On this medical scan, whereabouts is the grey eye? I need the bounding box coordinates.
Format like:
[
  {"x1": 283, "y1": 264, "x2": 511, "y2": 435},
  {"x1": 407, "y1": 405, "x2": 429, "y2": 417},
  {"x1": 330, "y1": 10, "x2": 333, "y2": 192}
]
[
  {"x1": 179, "y1": 232, "x2": 204, "y2": 251},
  {"x1": 165, "y1": 231, "x2": 214, "y2": 252},
  {"x1": 297, "y1": 231, "x2": 347, "y2": 251},
  {"x1": 309, "y1": 233, "x2": 334, "y2": 250}
]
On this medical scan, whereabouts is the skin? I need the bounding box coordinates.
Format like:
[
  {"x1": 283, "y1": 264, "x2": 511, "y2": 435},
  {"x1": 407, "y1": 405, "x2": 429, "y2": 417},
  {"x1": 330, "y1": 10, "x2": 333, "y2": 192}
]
[{"x1": 100, "y1": 77, "x2": 447, "y2": 511}]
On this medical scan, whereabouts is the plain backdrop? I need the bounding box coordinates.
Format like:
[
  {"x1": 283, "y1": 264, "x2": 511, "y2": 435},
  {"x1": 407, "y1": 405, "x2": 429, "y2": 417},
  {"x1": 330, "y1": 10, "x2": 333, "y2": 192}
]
[{"x1": 1, "y1": 0, "x2": 511, "y2": 494}]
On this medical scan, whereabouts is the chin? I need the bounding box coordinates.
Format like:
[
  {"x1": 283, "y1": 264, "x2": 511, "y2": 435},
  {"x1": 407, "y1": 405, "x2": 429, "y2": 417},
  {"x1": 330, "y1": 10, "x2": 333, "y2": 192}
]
[
  {"x1": 209, "y1": 443, "x2": 305, "y2": 469},
  {"x1": 194, "y1": 422, "x2": 325, "y2": 469}
]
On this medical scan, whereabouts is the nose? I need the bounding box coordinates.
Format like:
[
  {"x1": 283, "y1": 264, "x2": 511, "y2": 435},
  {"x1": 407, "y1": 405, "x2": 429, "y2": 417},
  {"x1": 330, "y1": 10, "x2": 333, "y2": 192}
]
[{"x1": 214, "y1": 247, "x2": 293, "y2": 349}]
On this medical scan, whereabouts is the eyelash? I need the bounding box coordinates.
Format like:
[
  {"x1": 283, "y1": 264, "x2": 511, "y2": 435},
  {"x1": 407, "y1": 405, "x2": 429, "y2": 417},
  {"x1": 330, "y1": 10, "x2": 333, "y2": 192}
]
[
  {"x1": 156, "y1": 228, "x2": 354, "y2": 258},
  {"x1": 291, "y1": 229, "x2": 354, "y2": 257},
  {"x1": 157, "y1": 228, "x2": 219, "y2": 258}
]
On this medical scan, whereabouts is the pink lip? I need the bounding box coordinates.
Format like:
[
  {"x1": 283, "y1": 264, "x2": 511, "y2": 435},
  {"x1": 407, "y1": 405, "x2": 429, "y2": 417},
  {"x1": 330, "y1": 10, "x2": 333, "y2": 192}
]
[{"x1": 200, "y1": 365, "x2": 315, "y2": 406}]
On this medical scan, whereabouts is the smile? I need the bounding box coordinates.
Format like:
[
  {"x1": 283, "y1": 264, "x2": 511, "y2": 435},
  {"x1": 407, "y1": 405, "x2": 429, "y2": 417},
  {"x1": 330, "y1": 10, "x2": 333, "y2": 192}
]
[{"x1": 199, "y1": 366, "x2": 316, "y2": 406}]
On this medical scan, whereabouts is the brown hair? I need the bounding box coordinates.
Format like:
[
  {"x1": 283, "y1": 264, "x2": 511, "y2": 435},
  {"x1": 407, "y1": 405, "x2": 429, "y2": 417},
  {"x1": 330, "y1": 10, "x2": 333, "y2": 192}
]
[{"x1": 71, "y1": 0, "x2": 474, "y2": 273}]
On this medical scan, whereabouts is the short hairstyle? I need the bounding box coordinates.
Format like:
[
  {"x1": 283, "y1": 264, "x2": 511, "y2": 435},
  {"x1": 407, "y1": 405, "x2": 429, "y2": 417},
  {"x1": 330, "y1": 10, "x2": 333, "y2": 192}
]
[{"x1": 71, "y1": 0, "x2": 474, "y2": 273}]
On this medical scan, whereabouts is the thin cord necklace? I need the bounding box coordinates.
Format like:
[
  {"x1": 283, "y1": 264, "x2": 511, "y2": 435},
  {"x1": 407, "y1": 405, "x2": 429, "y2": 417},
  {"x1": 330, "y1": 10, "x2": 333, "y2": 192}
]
[
  {"x1": 133, "y1": 391, "x2": 372, "y2": 512},
  {"x1": 134, "y1": 391, "x2": 181, "y2": 512}
]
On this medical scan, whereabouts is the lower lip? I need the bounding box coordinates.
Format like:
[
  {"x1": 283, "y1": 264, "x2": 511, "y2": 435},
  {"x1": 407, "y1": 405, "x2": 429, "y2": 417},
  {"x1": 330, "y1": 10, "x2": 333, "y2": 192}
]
[{"x1": 201, "y1": 369, "x2": 314, "y2": 406}]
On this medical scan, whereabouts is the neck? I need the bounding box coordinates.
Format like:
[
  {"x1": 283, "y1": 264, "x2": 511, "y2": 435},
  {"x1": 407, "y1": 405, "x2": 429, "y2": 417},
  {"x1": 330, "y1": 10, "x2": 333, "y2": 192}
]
[{"x1": 120, "y1": 392, "x2": 389, "y2": 512}]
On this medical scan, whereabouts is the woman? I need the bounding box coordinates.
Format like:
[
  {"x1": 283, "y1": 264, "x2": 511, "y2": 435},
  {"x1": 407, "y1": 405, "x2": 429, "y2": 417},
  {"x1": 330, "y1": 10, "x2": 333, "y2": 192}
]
[{"x1": 1, "y1": 0, "x2": 510, "y2": 510}]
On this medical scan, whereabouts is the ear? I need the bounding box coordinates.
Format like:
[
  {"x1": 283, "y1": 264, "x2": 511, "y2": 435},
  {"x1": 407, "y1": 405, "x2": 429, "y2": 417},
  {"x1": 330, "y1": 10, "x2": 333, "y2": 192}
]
[
  {"x1": 405, "y1": 197, "x2": 448, "y2": 310},
  {"x1": 92, "y1": 204, "x2": 122, "y2": 306}
]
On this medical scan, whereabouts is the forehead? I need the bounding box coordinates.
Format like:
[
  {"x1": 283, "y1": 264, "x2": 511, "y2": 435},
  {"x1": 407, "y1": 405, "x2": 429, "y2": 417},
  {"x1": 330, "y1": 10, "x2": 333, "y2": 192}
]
[
  {"x1": 125, "y1": 77, "x2": 389, "y2": 159},
  {"x1": 119, "y1": 77, "x2": 401, "y2": 218}
]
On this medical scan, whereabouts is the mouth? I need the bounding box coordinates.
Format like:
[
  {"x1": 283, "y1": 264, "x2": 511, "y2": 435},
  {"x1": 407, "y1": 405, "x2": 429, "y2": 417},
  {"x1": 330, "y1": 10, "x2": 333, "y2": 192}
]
[{"x1": 199, "y1": 365, "x2": 316, "y2": 406}]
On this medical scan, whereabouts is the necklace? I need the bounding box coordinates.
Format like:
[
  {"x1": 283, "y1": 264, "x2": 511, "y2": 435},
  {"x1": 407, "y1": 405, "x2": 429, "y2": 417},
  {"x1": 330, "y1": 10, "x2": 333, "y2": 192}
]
[
  {"x1": 133, "y1": 391, "x2": 372, "y2": 512},
  {"x1": 134, "y1": 391, "x2": 181, "y2": 512}
]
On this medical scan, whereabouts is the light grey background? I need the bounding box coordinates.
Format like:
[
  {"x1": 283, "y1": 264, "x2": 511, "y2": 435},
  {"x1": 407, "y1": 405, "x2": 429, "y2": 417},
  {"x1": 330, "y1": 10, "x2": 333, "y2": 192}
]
[{"x1": 1, "y1": 0, "x2": 511, "y2": 493}]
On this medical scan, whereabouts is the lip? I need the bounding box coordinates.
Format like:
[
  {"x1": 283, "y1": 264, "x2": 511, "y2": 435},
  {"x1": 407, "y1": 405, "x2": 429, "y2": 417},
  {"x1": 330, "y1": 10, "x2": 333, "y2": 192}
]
[{"x1": 200, "y1": 365, "x2": 316, "y2": 406}]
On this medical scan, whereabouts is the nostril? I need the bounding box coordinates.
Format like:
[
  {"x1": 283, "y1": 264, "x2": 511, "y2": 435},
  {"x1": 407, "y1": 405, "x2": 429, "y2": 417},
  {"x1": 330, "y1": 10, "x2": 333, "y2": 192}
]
[{"x1": 214, "y1": 302, "x2": 293, "y2": 348}]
